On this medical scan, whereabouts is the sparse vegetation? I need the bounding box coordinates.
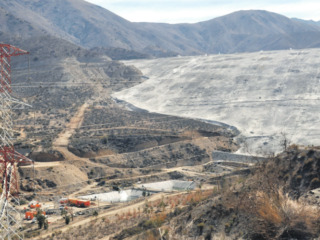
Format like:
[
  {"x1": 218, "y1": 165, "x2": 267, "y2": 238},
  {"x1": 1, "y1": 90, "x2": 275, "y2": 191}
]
[
  {"x1": 65, "y1": 215, "x2": 70, "y2": 225},
  {"x1": 35, "y1": 209, "x2": 46, "y2": 229}
]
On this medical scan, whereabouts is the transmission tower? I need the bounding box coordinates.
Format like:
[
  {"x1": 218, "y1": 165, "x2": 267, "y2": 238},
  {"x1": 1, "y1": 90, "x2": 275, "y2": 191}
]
[{"x1": 0, "y1": 44, "x2": 33, "y2": 240}]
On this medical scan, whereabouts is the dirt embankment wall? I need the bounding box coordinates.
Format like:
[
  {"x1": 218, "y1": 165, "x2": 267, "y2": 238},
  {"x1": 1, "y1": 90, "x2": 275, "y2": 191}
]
[
  {"x1": 212, "y1": 151, "x2": 265, "y2": 163},
  {"x1": 29, "y1": 151, "x2": 64, "y2": 162},
  {"x1": 144, "y1": 157, "x2": 211, "y2": 170}
]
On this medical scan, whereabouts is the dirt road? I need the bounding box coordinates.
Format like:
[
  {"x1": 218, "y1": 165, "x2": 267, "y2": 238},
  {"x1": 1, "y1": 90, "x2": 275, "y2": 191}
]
[
  {"x1": 35, "y1": 192, "x2": 180, "y2": 240},
  {"x1": 52, "y1": 103, "x2": 88, "y2": 160},
  {"x1": 20, "y1": 128, "x2": 27, "y2": 139},
  {"x1": 19, "y1": 161, "x2": 62, "y2": 169}
]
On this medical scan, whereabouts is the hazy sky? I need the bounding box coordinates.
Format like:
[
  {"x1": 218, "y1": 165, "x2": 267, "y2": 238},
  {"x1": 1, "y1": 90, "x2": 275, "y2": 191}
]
[{"x1": 85, "y1": 0, "x2": 320, "y2": 23}]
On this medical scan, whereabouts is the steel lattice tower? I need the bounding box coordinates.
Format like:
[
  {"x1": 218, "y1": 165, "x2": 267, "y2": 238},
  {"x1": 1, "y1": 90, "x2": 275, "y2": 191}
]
[{"x1": 0, "y1": 44, "x2": 33, "y2": 240}]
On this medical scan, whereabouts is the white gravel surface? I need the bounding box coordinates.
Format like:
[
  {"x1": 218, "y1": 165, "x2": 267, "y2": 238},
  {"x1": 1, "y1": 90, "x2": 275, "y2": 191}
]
[{"x1": 137, "y1": 180, "x2": 196, "y2": 191}]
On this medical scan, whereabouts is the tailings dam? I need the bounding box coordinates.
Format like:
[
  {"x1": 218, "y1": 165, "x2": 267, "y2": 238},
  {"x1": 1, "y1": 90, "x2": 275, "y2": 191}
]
[{"x1": 113, "y1": 48, "x2": 320, "y2": 154}]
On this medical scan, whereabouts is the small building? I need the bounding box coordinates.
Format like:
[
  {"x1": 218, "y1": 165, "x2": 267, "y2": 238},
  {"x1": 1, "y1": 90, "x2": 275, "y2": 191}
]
[
  {"x1": 67, "y1": 198, "x2": 90, "y2": 208},
  {"x1": 25, "y1": 211, "x2": 46, "y2": 220}
]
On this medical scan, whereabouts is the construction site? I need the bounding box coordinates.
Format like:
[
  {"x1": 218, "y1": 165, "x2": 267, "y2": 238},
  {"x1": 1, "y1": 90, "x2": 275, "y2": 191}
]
[
  {"x1": 0, "y1": 41, "x2": 252, "y2": 240},
  {"x1": 1, "y1": 1, "x2": 320, "y2": 238},
  {"x1": 2, "y1": 39, "x2": 320, "y2": 240},
  {"x1": 2, "y1": 41, "x2": 320, "y2": 240}
]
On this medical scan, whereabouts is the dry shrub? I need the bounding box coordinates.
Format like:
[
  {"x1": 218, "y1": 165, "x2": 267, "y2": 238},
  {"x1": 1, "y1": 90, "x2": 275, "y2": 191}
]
[
  {"x1": 280, "y1": 194, "x2": 319, "y2": 229},
  {"x1": 288, "y1": 144, "x2": 298, "y2": 150},
  {"x1": 240, "y1": 189, "x2": 320, "y2": 239},
  {"x1": 255, "y1": 191, "x2": 282, "y2": 226},
  {"x1": 177, "y1": 189, "x2": 213, "y2": 207},
  {"x1": 146, "y1": 230, "x2": 156, "y2": 240},
  {"x1": 258, "y1": 190, "x2": 319, "y2": 225},
  {"x1": 224, "y1": 152, "x2": 320, "y2": 239},
  {"x1": 126, "y1": 209, "x2": 132, "y2": 217},
  {"x1": 150, "y1": 213, "x2": 167, "y2": 227}
]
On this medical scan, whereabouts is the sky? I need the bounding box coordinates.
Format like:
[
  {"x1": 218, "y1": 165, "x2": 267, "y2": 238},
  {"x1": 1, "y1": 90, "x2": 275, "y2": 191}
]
[{"x1": 85, "y1": 0, "x2": 320, "y2": 23}]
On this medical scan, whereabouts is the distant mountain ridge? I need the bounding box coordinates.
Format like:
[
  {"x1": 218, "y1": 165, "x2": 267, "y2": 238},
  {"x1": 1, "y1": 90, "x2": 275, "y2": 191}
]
[
  {"x1": 0, "y1": 0, "x2": 320, "y2": 55},
  {"x1": 292, "y1": 18, "x2": 320, "y2": 27}
]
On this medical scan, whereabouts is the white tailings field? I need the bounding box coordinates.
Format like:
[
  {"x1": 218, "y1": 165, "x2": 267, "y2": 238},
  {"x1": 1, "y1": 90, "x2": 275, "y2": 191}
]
[
  {"x1": 138, "y1": 180, "x2": 196, "y2": 191},
  {"x1": 113, "y1": 49, "x2": 320, "y2": 154}
]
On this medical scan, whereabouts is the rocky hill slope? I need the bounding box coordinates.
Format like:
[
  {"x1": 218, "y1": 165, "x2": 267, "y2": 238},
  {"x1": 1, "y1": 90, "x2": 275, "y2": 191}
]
[
  {"x1": 1, "y1": 0, "x2": 320, "y2": 55},
  {"x1": 108, "y1": 147, "x2": 320, "y2": 240},
  {"x1": 0, "y1": 6, "x2": 45, "y2": 38},
  {"x1": 90, "y1": 47, "x2": 152, "y2": 61},
  {"x1": 8, "y1": 34, "x2": 141, "y2": 105},
  {"x1": 4, "y1": 32, "x2": 143, "y2": 151},
  {"x1": 292, "y1": 18, "x2": 320, "y2": 27},
  {"x1": 7, "y1": 31, "x2": 238, "y2": 195},
  {"x1": 167, "y1": 147, "x2": 320, "y2": 240}
]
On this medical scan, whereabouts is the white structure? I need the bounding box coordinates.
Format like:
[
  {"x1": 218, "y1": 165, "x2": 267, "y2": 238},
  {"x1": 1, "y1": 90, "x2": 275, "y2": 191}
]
[
  {"x1": 80, "y1": 189, "x2": 148, "y2": 203},
  {"x1": 138, "y1": 180, "x2": 196, "y2": 191},
  {"x1": 80, "y1": 181, "x2": 196, "y2": 203}
]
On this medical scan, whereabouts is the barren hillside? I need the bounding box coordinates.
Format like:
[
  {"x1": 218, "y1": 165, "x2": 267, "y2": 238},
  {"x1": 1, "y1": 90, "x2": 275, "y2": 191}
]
[
  {"x1": 1, "y1": 0, "x2": 320, "y2": 54},
  {"x1": 2, "y1": 1, "x2": 320, "y2": 239},
  {"x1": 7, "y1": 33, "x2": 238, "y2": 198}
]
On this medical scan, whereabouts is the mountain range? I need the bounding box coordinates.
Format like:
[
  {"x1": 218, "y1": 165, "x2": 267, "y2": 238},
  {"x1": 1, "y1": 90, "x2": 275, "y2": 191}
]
[
  {"x1": 292, "y1": 18, "x2": 320, "y2": 27},
  {"x1": 0, "y1": 0, "x2": 320, "y2": 57}
]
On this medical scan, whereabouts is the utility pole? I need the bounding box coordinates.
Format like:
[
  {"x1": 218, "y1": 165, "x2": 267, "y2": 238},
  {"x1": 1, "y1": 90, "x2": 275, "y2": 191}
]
[
  {"x1": 28, "y1": 55, "x2": 30, "y2": 81},
  {"x1": 33, "y1": 162, "x2": 35, "y2": 194},
  {"x1": 0, "y1": 44, "x2": 33, "y2": 240},
  {"x1": 33, "y1": 110, "x2": 35, "y2": 140}
]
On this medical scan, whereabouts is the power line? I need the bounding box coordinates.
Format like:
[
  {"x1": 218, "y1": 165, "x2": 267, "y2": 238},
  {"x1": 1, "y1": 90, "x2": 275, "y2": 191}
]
[
  {"x1": 11, "y1": 81, "x2": 143, "y2": 85},
  {"x1": 14, "y1": 84, "x2": 136, "y2": 88}
]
